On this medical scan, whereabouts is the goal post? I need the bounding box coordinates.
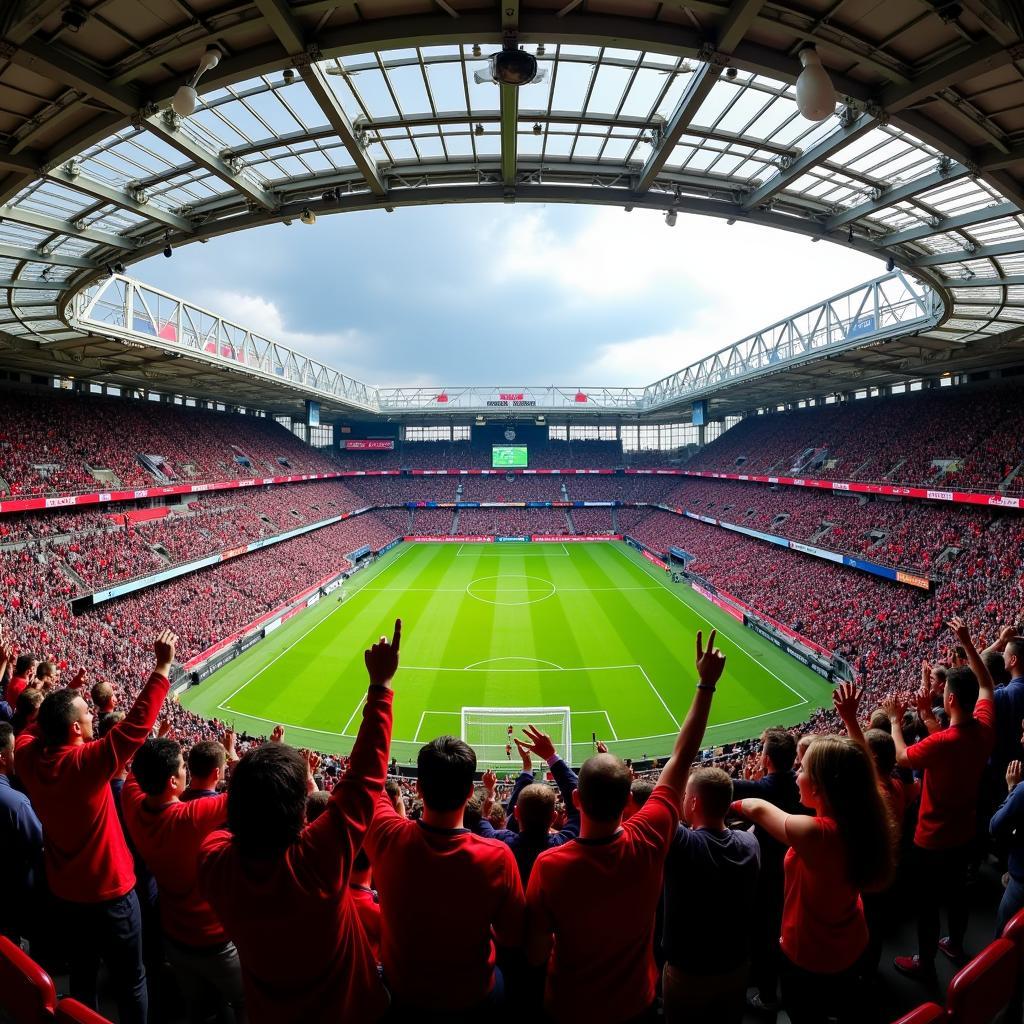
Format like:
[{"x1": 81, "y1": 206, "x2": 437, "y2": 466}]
[{"x1": 461, "y1": 706, "x2": 572, "y2": 764}]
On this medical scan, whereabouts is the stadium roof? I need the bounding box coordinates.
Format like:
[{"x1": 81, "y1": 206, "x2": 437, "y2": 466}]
[{"x1": 0, "y1": 0, "x2": 1023, "y2": 421}]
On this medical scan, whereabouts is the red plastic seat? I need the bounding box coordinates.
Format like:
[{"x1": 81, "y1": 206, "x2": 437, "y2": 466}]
[
  {"x1": 946, "y1": 937, "x2": 1018, "y2": 1024},
  {"x1": 1002, "y1": 906, "x2": 1024, "y2": 951},
  {"x1": 0, "y1": 935, "x2": 57, "y2": 1022},
  {"x1": 891, "y1": 1003, "x2": 946, "y2": 1024},
  {"x1": 55, "y1": 999, "x2": 114, "y2": 1023}
]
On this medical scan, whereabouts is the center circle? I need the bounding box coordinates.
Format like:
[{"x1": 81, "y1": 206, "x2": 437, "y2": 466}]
[{"x1": 466, "y1": 574, "x2": 556, "y2": 607}]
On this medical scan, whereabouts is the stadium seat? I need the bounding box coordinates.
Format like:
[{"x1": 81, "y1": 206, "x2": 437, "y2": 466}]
[
  {"x1": 1002, "y1": 906, "x2": 1024, "y2": 953},
  {"x1": 946, "y1": 937, "x2": 1018, "y2": 1024},
  {"x1": 55, "y1": 999, "x2": 113, "y2": 1023},
  {"x1": 0, "y1": 935, "x2": 57, "y2": 1022},
  {"x1": 890, "y1": 1004, "x2": 946, "y2": 1024}
]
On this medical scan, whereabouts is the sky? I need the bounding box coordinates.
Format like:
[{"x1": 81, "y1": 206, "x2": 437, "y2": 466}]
[{"x1": 134, "y1": 202, "x2": 883, "y2": 389}]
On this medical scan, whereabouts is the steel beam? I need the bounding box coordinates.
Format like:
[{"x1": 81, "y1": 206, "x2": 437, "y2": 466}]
[
  {"x1": 0, "y1": 241, "x2": 95, "y2": 268},
  {"x1": 7, "y1": 38, "x2": 141, "y2": 116},
  {"x1": 500, "y1": 0, "x2": 520, "y2": 189},
  {"x1": 45, "y1": 166, "x2": 193, "y2": 233},
  {"x1": 143, "y1": 113, "x2": 279, "y2": 212},
  {"x1": 910, "y1": 240, "x2": 1024, "y2": 268},
  {"x1": 635, "y1": 0, "x2": 765, "y2": 193},
  {"x1": 0, "y1": 204, "x2": 137, "y2": 250},
  {"x1": 741, "y1": 112, "x2": 875, "y2": 210},
  {"x1": 825, "y1": 162, "x2": 970, "y2": 230},
  {"x1": 251, "y1": 0, "x2": 387, "y2": 197},
  {"x1": 941, "y1": 274, "x2": 1024, "y2": 289},
  {"x1": 880, "y1": 201, "x2": 1019, "y2": 247},
  {"x1": 0, "y1": 278, "x2": 63, "y2": 290}
]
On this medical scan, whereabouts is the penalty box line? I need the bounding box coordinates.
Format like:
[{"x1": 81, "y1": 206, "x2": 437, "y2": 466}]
[{"x1": 455, "y1": 543, "x2": 570, "y2": 556}]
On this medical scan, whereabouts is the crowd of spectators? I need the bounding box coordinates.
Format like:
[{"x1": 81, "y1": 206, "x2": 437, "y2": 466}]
[
  {"x1": 663, "y1": 478, "x2": 988, "y2": 573},
  {"x1": 688, "y1": 385, "x2": 1024, "y2": 492},
  {"x1": 0, "y1": 390, "x2": 339, "y2": 497},
  {"x1": 4, "y1": 600, "x2": 1024, "y2": 1024},
  {"x1": 456, "y1": 508, "x2": 571, "y2": 536}
]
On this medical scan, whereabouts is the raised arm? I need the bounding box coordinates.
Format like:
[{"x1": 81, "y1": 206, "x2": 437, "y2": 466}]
[
  {"x1": 949, "y1": 616, "x2": 994, "y2": 704},
  {"x1": 833, "y1": 682, "x2": 867, "y2": 751},
  {"x1": 731, "y1": 797, "x2": 820, "y2": 848},
  {"x1": 656, "y1": 630, "x2": 726, "y2": 797},
  {"x1": 295, "y1": 619, "x2": 400, "y2": 889},
  {"x1": 983, "y1": 624, "x2": 1019, "y2": 659},
  {"x1": 81, "y1": 631, "x2": 176, "y2": 780},
  {"x1": 882, "y1": 694, "x2": 911, "y2": 768}
]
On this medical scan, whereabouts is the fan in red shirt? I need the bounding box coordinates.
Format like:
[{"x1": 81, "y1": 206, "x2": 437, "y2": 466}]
[
  {"x1": 365, "y1": 735, "x2": 526, "y2": 1016},
  {"x1": 4, "y1": 651, "x2": 38, "y2": 710},
  {"x1": 15, "y1": 629, "x2": 177, "y2": 1024},
  {"x1": 886, "y1": 615, "x2": 997, "y2": 980},
  {"x1": 121, "y1": 736, "x2": 244, "y2": 1024},
  {"x1": 525, "y1": 629, "x2": 727, "y2": 1024},
  {"x1": 733, "y1": 728, "x2": 895, "y2": 1023},
  {"x1": 198, "y1": 620, "x2": 401, "y2": 1024}
]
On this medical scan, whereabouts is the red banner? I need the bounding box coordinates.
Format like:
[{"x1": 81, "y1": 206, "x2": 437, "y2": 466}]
[
  {"x1": 641, "y1": 548, "x2": 668, "y2": 570},
  {"x1": 405, "y1": 535, "x2": 493, "y2": 543},
  {"x1": 625, "y1": 468, "x2": 1021, "y2": 509},
  {"x1": 532, "y1": 535, "x2": 622, "y2": 542},
  {"x1": 0, "y1": 472, "x2": 345, "y2": 516},
  {"x1": 344, "y1": 440, "x2": 395, "y2": 450}
]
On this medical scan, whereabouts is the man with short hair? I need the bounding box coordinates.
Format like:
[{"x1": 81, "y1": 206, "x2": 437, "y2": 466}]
[
  {"x1": 122, "y1": 738, "x2": 243, "y2": 1024},
  {"x1": 525, "y1": 630, "x2": 727, "y2": 1024},
  {"x1": 366, "y1": 732, "x2": 526, "y2": 1017},
  {"x1": 91, "y1": 680, "x2": 116, "y2": 715},
  {"x1": 662, "y1": 767, "x2": 760, "y2": 1024},
  {"x1": 0, "y1": 721, "x2": 44, "y2": 944},
  {"x1": 183, "y1": 737, "x2": 232, "y2": 801},
  {"x1": 476, "y1": 725, "x2": 580, "y2": 884},
  {"x1": 15, "y1": 630, "x2": 177, "y2": 1024},
  {"x1": 989, "y1": 631, "x2": 1024, "y2": 773},
  {"x1": 199, "y1": 621, "x2": 400, "y2": 1024},
  {"x1": 731, "y1": 726, "x2": 801, "y2": 1013},
  {"x1": 5, "y1": 652, "x2": 38, "y2": 710},
  {"x1": 888, "y1": 617, "x2": 996, "y2": 979}
]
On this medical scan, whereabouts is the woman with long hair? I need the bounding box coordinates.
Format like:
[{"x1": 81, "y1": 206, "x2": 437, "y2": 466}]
[{"x1": 732, "y1": 733, "x2": 896, "y2": 1024}]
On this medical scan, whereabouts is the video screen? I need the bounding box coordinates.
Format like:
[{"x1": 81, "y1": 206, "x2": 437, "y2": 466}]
[{"x1": 492, "y1": 445, "x2": 528, "y2": 469}]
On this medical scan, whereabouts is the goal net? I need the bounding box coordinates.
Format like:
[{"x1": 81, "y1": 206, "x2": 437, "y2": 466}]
[{"x1": 461, "y1": 706, "x2": 572, "y2": 765}]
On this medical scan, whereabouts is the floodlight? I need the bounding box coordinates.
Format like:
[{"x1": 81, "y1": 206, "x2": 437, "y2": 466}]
[
  {"x1": 300, "y1": 208, "x2": 316, "y2": 225},
  {"x1": 795, "y1": 46, "x2": 835, "y2": 122},
  {"x1": 665, "y1": 209, "x2": 677, "y2": 227},
  {"x1": 171, "y1": 48, "x2": 222, "y2": 118}
]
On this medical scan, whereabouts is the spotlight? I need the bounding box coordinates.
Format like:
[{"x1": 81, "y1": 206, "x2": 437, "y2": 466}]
[
  {"x1": 282, "y1": 68, "x2": 296, "y2": 83},
  {"x1": 171, "y1": 48, "x2": 221, "y2": 118},
  {"x1": 474, "y1": 123, "x2": 485, "y2": 136},
  {"x1": 885, "y1": 256, "x2": 895, "y2": 272},
  {"x1": 533, "y1": 122, "x2": 542, "y2": 135},
  {"x1": 795, "y1": 46, "x2": 836, "y2": 122},
  {"x1": 163, "y1": 240, "x2": 173, "y2": 258},
  {"x1": 725, "y1": 66, "x2": 738, "y2": 80},
  {"x1": 300, "y1": 208, "x2": 316, "y2": 225},
  {"x1": 665, "y1": 209, "x2": 677, "y2": 227},
  {"x1": 472, "y1": 44, "x2": 482, "y2": 57},
  {"x1": 113, "y1": 262, "x2": 126, "y2": 275}
]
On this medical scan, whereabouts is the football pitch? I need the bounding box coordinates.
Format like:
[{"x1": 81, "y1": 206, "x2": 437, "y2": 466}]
[{"x1": 180, "y1": 541, "x2": 835, "y2": 765}]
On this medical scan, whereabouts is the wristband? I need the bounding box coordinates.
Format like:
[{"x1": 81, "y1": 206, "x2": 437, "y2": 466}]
[{"x1": 697, "y1": 683, "x2": 716, "y2": 692}]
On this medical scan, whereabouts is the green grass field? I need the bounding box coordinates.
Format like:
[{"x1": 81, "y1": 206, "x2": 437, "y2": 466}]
[{"x1": 180, "y1": 541, "x2": 835, "y2": 765}]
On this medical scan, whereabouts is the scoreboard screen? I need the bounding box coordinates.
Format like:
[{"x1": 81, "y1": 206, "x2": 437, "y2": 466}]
[{"x1": 492, "y1": 445, "x2": 528, "y2": 469}]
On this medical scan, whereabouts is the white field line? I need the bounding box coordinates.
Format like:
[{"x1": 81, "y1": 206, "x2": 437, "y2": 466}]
[
  {"x1": 217, "y1": 542, "x2": 414, "y2": 712},
  {"x1": 339, "y1": 693, "x2": 367, "y2": 736},
  {"x1": 636, "y1": 664, "x2": 681, "y2": 730},
  {"x1": 361, "y1": 585, "x2": 660, "y2": 593},
  {"x1": 455, "y1": 544, "x2": 569, "y2": 556},
  {"x1": 412, "y1": 710, "x2": 427, "y2": 742},
  {"x1": 614, "y1": 544, "x2": 808, "y2": 710},
  {"x1": 572, "y1": 708, "x2": 618, "y2": 740}
]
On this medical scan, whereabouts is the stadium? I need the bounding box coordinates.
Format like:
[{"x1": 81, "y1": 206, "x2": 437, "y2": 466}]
[{"x1": 2, "y1": 0, "x2": 1024, "y2": 1022}]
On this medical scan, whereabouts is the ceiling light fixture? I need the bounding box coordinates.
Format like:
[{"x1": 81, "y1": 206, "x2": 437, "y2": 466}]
[
  {"x1": 172, "y1": 48, "x2": 222, "y2": 118},
  {"x1": 795, "y1": 46, "x2": 836, "y2": 122},
  {"x1": 665, "y1": 209, "x2": 677, "y2": 228},
  {"x1": 300, "y1": 208, "x2": 317, "y2": 225}
]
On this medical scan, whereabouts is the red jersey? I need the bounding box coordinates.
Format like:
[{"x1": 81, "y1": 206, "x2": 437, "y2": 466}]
[
  {"x1": 15, "y1": 671, "x2": 168, "y2": 903},
  {"x1": 365, "y1": 792, "x2": 525, "y2": 1011},
  {"x1": 526, "y1": 784, "x2": 679, "y2": 1023},
  {"x1": 120, "y1": 779, "x2": 228, "y2": 945},
  {"x1": 349, "y1": 884, "x2": 381, "y2": 960},
  {"x1": 5, "y1": 674, "x2": 31, "y2": 711},
  {"x1": 781, "y1": 817, "x2": 867, "y2": 973},
  {"x1": 905, "y1": 698, "x2": 995, "y2": 849},
  {"x1": 198, "y1": 687, "x2": 392, "y2": 1024}
]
